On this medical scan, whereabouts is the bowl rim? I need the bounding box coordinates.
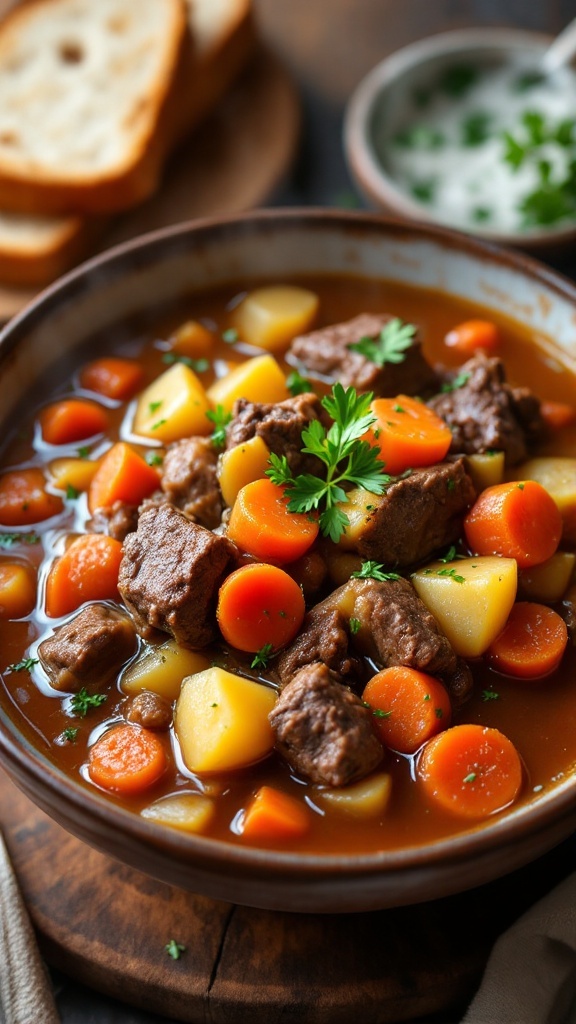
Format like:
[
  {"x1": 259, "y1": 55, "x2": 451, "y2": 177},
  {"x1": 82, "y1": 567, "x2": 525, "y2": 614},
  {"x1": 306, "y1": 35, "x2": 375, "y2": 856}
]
[
  {"x1": 2, "y1": 205, "x2": 576, "y2": 890},
  {"x1": 343, "y1": 26, "x2": 576, "y2": 249}
]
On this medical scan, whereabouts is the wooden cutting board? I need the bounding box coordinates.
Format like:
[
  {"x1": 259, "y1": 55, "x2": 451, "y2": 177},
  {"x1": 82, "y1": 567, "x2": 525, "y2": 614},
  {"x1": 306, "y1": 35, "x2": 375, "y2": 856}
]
[
  {"x1": 1, "y1": 766, "x2": 575, "y2": 1024},
  {"x1": 0, "y1": 45, "x2": 301, "y2": 323}
]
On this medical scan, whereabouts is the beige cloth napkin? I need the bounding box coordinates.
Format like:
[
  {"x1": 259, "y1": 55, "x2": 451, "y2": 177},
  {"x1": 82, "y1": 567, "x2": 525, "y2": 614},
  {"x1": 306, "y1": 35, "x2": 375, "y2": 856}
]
[
  {"x1": 462, "y1": 871, "x2": 576, "y2": 1024},
  {"x1": 0, "y1": 831, "x2": 60, "y2": 1024}
]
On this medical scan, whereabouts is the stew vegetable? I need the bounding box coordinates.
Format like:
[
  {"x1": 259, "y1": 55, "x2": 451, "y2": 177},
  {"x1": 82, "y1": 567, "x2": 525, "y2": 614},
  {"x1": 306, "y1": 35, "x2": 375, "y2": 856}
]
[{"x1": 1, "y1": 274, "x2": 576, "y2": 855}]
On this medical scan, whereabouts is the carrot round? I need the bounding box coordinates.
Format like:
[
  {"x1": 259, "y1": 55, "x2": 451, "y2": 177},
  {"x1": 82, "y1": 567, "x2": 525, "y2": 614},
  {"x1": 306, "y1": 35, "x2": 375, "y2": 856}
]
[
  {"x1": 486, "y1": 601, "x2": 568, "y2": 679},
  {"x1": 540, "y1": 400, "x2": 576, "y2": 432},
  {"x1": 45, "y1": 533, "x2": 123, "y2": 617},
  {"x1": 87, "y1": 441, "x2": 161, "y2": 513},
  {"x1": 227, "y1": 478, "x2": 319, "y2": 564},
  {"x1": 367, "y1": 395, "x2": 452, "y2": 475},
  {"x1": 444, "y1": 319, "x2": 500, "y2": 355},
  {"x1": 88, "y1": 724, "x2": 167, "y2": 795},
  {"x1": 39, "y1": 398, "x2": 109, "y2": 445},
  {"x1": 79, "y1": 357, "x2": 144, "y2": 401},
  {"x1": 0, "y1": 563, "x2": 36, "y2": 619},
  {"x1": 362, "y1": 666, "x2": 451, "y2": 755},
  {"x1": 418, "y1": 724, "x2": 523, "y2": 819},
  {"x1": 0, "y1": 468, "x2": 64, "y2": 526},
  {"x1": 216, "y1": 562, "x2": 305, "y2": 653},
  {"x1": 464, "y1": 480, "x2": 562, "y2": 568},
  {"x1": 241, "y1": 785, "x2": 311, "y2": 841}
]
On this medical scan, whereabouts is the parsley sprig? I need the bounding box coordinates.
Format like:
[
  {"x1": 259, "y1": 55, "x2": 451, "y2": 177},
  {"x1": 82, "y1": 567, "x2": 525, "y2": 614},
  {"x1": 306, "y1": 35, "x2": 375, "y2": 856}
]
[
  {"x1": 206, "y1": 405, "x2": 233, "y2": 449},
  {"x1": 266, "y1": 384, "x2": 388, "y2": 542},
  {"x1": 70, "y1": 688, "x2": 107, "y2": 717},
  {"x1": 348, "y1": 318, "x2": 416, "y2": 367},
  {"x1": 351, "y1": 561, "x2": 401, "y2": 582}
]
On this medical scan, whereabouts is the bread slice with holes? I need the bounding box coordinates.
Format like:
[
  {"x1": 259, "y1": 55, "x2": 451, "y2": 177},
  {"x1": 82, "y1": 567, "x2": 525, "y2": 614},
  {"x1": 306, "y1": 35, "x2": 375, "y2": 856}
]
[{"x1": 0, "y1": 0, "x2": 189, "y2": 215}]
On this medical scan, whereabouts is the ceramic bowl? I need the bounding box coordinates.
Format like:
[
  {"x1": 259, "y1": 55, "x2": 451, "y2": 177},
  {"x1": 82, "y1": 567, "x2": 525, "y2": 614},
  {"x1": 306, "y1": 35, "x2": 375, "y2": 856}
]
[
  {"x1": 1, "y1": 209, "x2": 576, "y2": 913},
  {"x1": 344, "y1": 28, "x2": 576, "y2": 254}
]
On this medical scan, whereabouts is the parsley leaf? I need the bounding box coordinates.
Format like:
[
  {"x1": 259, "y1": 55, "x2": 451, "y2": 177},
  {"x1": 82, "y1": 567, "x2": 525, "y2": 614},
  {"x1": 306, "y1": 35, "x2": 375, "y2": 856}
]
[
  {"x1": 62, "y1": 727, "x2": 79, "y2": 742},
  {"x1": 266, "y1": 384, "x2": 388, "y2": 542},
  {"x1": 286, "y1": 369, "x2": 312, "y2": 396},
  {"x1": 222, "y1": 328, "x2": 238, "y2": 344},
  {"x1": 482, "y1": 689, "x2": 500, "y2": 702},
  {"x1": 66, "y1": 484, "x2": 80, "y2": 500},
  {"x1": 437, "y1": 567, "x2": 466, "y2": 583},
  {"x1": 461, "y1": 111, "x2": 491, "y2": 147},
  {"x1": 393, "y1": 125, "x2": 445, "y2": 149},
  {"x1": 251, "y1": 643, "x2": 274, "y2": 669},
  {"x1": 165, "y1": 939, "x2": 186, "y2": 960},
  {"x1": 439, "y1": 64, "x2": 478, "y2": 98},
  {"x1": 162, "y1": 352, "x2": 210, "y2": 374},
  {"x1": 351, "y1": 561, "x2": 401, "y2": 582},
  {"x1": 70, "y1": 688, "x2": 107, "y2": 717},
  {"x1": 206, "y1": 404, "x2": 233, "y2": 449},
  {"x1": 349, "y1": 617, "x2": 361, "y2": 635},
  {"x1": 0, "y1": 531, "x2": 40, "y2": 548},
  {"x1": 348, "y1": 318, "x2": 416, "y2": 367},
  {"x1": 440, "y1": 372, "x2": 470, "y2": 394},
  {"x1": 7, "y1": 657, "x2": 38, "y2": 672}
]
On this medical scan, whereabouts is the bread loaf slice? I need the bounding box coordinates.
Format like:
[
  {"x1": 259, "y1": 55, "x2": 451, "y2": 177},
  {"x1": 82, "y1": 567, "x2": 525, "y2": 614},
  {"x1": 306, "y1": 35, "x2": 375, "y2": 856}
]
[
  {"x1": 0, "y1": 211, "x2": 102, "y2": 286},
  {"x1": 0, "y1": 0, "x2": 188, "y2": 215}
]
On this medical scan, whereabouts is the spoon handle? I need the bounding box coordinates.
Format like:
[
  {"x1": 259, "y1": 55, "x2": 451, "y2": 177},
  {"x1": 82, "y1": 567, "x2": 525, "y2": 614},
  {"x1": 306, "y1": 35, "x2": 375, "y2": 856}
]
[{"x1": 541, "y1": 16, "x2": 576, "y2": 75}]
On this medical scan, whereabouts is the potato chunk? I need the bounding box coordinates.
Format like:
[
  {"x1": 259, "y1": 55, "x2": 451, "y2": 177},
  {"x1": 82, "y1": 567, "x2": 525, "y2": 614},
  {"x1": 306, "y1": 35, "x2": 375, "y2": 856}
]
[
  {"x1": 141, "y1": 792, "x2": 214, "y2": 833},
  {"x1": 121, "y1": 640, "x2": 210, "y2": 702},
  {"x1": 315, "y1": 772, "x2": 392, "y2": 818},
  {"x1": 231, "y1": 286, "x2": 319, "y2": 352},
  {"x1": 519, "y1": 552, "x2": 576, "y2": 603},
  {"x1": 175, "y1": 667, "x2": 277, "y2": 773},
  {"x1": 133, "y1": 362, "x2": 211, "y2": 442},
  {"x1": 465, "y1": 451, "x2": 505, "y2": 492},
  {"x1": 515, "y1": 457, "x2": 576, "y2": 543},
  {"x1": 49, "y1": 456, "x2": 100, "y2": 493},
  {"x1": 218, "y1": 435, "x2": 271, "y2": 508},
  {"x1": 207, "y1": 354, "x2": 289, "y2": 411},
  {"x1": 412, "y1": 555, "x2": 517, "y2": 658}
]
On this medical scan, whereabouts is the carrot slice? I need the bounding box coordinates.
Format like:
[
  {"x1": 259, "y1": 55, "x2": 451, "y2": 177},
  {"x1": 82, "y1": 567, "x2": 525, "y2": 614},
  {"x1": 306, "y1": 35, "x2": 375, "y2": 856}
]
[
  {"x1": 464, "y1": 480, "x2": 562, "y2": 568},
  {"x1": 45, "y1": 533, "x2": 123, "y2": 617},
  {"x1": 79, "y1": 357, "x2": 144, "y2": 401},
  {"x1": 241, "y1": 785, "x2": 311, "y2": 841},
  {"x1": 486, "y1": 601, "x2": 568, "y2": 679},
  {"x1": 39, "y1": 399, "x2": 109, "y2": 445},
  {"x1": 540, "y1": 400, "x2": 576, "y2": 432},
  {"x1": 87, "y1": 442, "x2": 161, "y2": 513},
  {"x1": 418, "y1": 724, "x2": 523, "y2": 819},
  {"x1": 0, "y1": 563, "x2": 36, "y2": 619},
  {"x1": 367, "y1": 395, "x2": 452, "y2": 475},
  {"x1": 216, "y1": 562, "x2": 305, "y2": 652},
  {"x1": 227, "y1": 478, "x2": 319, "y2": 564},
  {"x1": 362, "y1": 666, "x2": 451, "y2": 755},
  {"x1": 444, "y1": 319, "x2": 500, "y2": 355},
  {"x1": 0, "y1": 468, "x2": 64, "y2": 526},
  {"x1": 88, "y1": 724, "x2": 167, "y2": 795}
]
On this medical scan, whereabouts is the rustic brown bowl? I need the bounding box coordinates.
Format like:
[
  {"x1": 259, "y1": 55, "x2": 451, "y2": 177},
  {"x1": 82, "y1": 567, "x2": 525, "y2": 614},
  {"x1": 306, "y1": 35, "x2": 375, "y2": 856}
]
[{"x1": 1, "y1": 208, "x2": 576, "y2": 913}]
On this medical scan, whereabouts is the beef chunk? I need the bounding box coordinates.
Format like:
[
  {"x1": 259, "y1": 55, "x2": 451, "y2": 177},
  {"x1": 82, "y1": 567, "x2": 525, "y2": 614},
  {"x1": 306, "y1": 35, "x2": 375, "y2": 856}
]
[
  {"x1": 346, "y1": 459, "x2": 475, "y2": 567},
  {"x1": 118, "y1": 503, "x2": 237, "y2": 649},
  {"x1": 38, "y1": 603, "x2": 137, "y2": 692},
  {"x1": 160, "y1": 437, "x2": 223, "y2": 529},
  {"x1": 225, "y1": 392, "x2": 329, "y2": 477},
  {"x1": 89, "y1": 500, "x2": 139, "y2": 542},
  {"x1": 269, "y1": 663, "x2": 383, "y2": 786},
  {"x1": 276, "y1": 605, "x2": 363, "y2": 688},
  {"x1": 288, "y1": 314, "x2": 438, "y2": 396},
  {"x1": 428, "y1": 354, "x2": 545, "y2": 465},
  {"x1": 126, "y1": 691, "x2": 172, "y2": 730}
]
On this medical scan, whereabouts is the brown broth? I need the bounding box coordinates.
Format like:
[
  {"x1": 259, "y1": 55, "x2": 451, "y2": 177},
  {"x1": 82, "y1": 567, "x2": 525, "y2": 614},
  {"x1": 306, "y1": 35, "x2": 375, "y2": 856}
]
[{"x1": 1, "y1": 273, "x2": 576, "y2": 855}]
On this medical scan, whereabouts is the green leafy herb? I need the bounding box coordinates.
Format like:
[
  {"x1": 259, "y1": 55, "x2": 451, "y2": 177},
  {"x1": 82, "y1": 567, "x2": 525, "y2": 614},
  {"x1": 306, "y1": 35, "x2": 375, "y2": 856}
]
[
  {"x1": 436, "y1": 567, "x2": 466, "y2": 584},
  {"x1": 7, "y1": 657, "x2": 38, "y2": 672},
  {"x1": 351, "y1": 561, "x2": 401, "y2": 582},
  {"x1": 394, "y1": 125, "x2": 445, "y2": 149},
  {"x1": 0, "y1": 532, "x2": 39, "y2": 548},
  {"x1": 512, "y1": 69, "x2": 545, "y2": 93},
  {"x1": 266, "y1": 384, "x2": 388, "y2": 542},
  {"x1": 435, "y1": 708, "x2": 444, "y2": 719},
  {"x1": 286, "y1": 369, "x2": 312, "y2": 396},
  {"x1": 349, "y1": 617, "x2": 361, "y2": 635},
  {"x1": 348, "y1": 318, "x2": 416, "y2": 367},
  {"x1": 62, "y1": 727, "x2": 79, "y2": 742},
  {"x1": 70, "y1": 688, "x2": 107, "y2": 717},
  {"x1": 165, "y1": 939, "x2": 186, "y2": 960},
  {"x1": 411, "y1": 179, "x2": 436, "y2": 203},
  {"x1": 439, "y1": 64, "x2": 478, "y2": 98},
  {"x1": 440, "y1": 372, "x2": 470, "y2": 394},
  {"x1": 145, "y1": 451, "x2": 163, "y2": 467},
  {"x1": 461, "y1": 111, "x2": 491, "y2": 147},
  {"x1": 162, "y1": 352, "x2": 210, "y2": 374},
  {"x1": 222, "y1": 328, "x2": 239, "y2": 344},
  {"x1": 251, "y1": 643, "x2": 274, "y2": 669},
  {"x1": 472, "y1": 206, "x2": 492, "y2": 223},
  {"x1": 149, "y1": 400, "x2": 162, "y2": 414},
  {"x1": 438, "y1": 545, "x2": 458, "y2": 563},
  {"x1": 151, "y1": 419, "x2": 167, "y2": 431},
  {"x1": 463, "y1": 772, "x2": 477, "y2": 784},
  {"x1": 372, "y1": 708, "x2": 392, "y2": 719},
  {"x1": 77, "y1": 446, "x2": 90, "y2": 458},
  {"x1": 206, "y1": 404, "x2": 233, "y2": 449},
  {"x1": 66, "y1": 484, "x2": 80, "y2": 500},
  {"x1": 482, "y1": 689, "x2": 500, "y2": 702}
]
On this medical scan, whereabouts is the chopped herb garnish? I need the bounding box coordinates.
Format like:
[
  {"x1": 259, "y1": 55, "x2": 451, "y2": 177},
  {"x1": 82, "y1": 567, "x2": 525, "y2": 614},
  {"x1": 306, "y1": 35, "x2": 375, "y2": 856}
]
[
  {"x1": 372, "y1": 708, "x2": 392, "y2": 719},
  {"x1": 411, "y1": 179, "x2": 436, "y2": 203},
  {"x1": 77, "y1": 446, "x2": 90, "y2": 458},
  {"x1": 149, "y1": 400, "x2": 162, "y2": 413},
  {"x1": 438, "y1": 64, "x2": 478, "y2": 98},
  {"x1": 222, "y1": 328, "x2": 239, "y2": 344},
  {"x1": 7, "y1": 657, "x2": 38, "y2": 672},
  {"x1": 348, "y1": 318, "x2": 416, "y2": 368},
  {"x1": 151, "y1": 419, "x2": 167, "y2": 431},
  {"x1": 286, "y1": 369, "x2": 312, "y2": 396},
  {"x1": 165, "y1": 939, "x2": 186, "y2": 960},
  {"x1": 440, "y1": 372, "x2": 470, "y2": 394},
  {"x1": 461, "y1": 111, "x2": 491, "y2": 147},
  {"x1": 437, "y1": 567, "x2": 466, "y2": 583},
  {"x1": 65, "y1": 484, "x2": 80, "y2": 500},
  {"x1": 162, "y1": 352, "x2": 210, "y2": 374},
  {"x1": 393, "y1": 125, "x2": 445, "y2": 149},
  {"x1": 351, "y1": 561, "x2": 401, "y2": 582},
  {"x1": 62, "y1": 727, "x2": 79, "y2": 742},
  {"x1": 472, "y1": 206, "x2": 492, "y2": 223},
  {"x1": 438, "y1": 545, "x2": 458, "y2": 564},
  {"x1": 482, "y1": 689, "x2": 500, "y2": 702},
  {"x1": 145, "y1": 451, "x2": 163, "y2": 467},
  {"x1": 266, "y1": 384, "x2": 388, "y2": 542},
  {"x1": 435, "y1": 708, "x2": 444, "y2": 719},
  {"x1": 0, "y1": 531, "x2": 39, "y2": 548},
  {"x1": 463, "y1": 772, "x2": 477, "y2": 784},
  {"x1": 512, "y1": 70, "x2": 545, "y2": 93},
  {"x1": 349, "y1": 617, "x2": 361, "y2": 635},
  {"x1": 206, "y1": 404, "x2": 233, "y2": 449},
  {"x1": 70, "y1": 688, "x2": 107, "y2": 717},
  {"x1": 251, "y1": 643, "x2": 274, "y2": 669},
  {"x1": 517, "y1": 483, "x2": 525, "y2": 490}
]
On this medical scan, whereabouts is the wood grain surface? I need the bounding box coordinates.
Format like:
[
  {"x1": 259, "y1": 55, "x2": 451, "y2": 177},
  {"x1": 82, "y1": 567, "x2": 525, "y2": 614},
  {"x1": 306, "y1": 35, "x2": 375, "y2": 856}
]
[
  {"x1": 1, "y1": 766, "x2": 575, "y2": 1023},
  {"x1": 0, "y1": 45, "x2": 300, "y2": 323}
]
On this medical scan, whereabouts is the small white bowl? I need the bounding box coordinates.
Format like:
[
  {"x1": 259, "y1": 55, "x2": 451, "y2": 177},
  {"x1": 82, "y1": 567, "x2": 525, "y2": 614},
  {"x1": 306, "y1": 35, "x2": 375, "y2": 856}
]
[{"x1": 344, "y1": 28, "x2": 576, "y2": 254}]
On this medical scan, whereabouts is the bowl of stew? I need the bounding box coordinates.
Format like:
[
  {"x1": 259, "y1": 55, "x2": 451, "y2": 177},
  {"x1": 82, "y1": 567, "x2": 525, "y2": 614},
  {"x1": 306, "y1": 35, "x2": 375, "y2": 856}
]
[
  {"x1": 1, "y1": 208, "x2": 576, "y2": 913},
  {"x1": 344, "y1": 28, "x2": 576, "y2": 253}
]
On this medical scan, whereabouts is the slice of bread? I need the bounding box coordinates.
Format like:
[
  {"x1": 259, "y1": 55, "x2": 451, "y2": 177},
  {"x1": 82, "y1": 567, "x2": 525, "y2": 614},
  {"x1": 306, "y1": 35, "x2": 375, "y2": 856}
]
[{"x1": 0, "y1": 0, "x2": 188, "y2": 214}]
